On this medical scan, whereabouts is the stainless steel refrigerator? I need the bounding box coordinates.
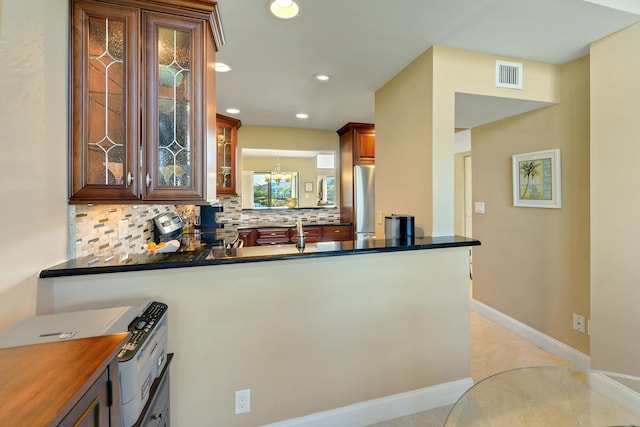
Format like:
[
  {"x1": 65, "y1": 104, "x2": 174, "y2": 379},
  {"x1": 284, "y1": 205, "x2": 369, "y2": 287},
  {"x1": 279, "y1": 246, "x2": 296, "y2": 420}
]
[{"x1": 354, "y1": 165, "x2": 375, "y2": 240}]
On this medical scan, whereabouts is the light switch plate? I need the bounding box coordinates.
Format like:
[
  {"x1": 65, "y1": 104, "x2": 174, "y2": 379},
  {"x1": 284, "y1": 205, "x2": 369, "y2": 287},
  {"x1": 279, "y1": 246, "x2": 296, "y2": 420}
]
[
  {"x1": 474, "y1": 202, "x2": 486, "y2": 214},
  {"x1": 376, "y1": 211, "x2": 383, "y2": 224}
]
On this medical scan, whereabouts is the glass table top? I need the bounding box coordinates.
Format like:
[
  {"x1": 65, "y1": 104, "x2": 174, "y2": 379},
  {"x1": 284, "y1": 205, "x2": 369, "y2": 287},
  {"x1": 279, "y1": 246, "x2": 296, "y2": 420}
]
[{"x1": 445, "y1": 366, "x2": 640, "y2": 426}]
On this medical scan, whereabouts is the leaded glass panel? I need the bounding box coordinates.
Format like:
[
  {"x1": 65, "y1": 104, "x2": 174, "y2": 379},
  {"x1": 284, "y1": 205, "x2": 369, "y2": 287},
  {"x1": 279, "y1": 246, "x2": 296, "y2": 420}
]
[
  {"x1": 157, "y1": 27, "x2": 192, "y2": 187},
  {"x1": 87, "y1": 16, "x2": 125, "y2": 185}
]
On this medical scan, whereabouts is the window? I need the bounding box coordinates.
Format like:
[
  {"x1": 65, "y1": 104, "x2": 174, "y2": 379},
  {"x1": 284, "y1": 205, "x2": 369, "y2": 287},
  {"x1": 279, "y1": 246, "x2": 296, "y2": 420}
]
[
  {"x1": 316, "y1": 153, "x2": 335, "y2": 169},
  {"x1": 252, "y1": 172, "x2": 298, "y2": 207},
  {"x1": 325, "y1": 176, "x2": 335, "y2": 204},
  {"x1": 317, "y1": 175, "x2": 335, "y2": 205}
]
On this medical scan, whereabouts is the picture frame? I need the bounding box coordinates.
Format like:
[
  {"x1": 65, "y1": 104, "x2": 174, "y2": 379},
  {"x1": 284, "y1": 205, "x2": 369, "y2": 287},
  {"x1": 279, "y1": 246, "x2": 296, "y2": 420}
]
[
  {"x1": 512, "y1": 149, "x2": 561, "y2": 208},
  {"x1": 305, "y1": 182, "x2": 313, "y2": 192}
]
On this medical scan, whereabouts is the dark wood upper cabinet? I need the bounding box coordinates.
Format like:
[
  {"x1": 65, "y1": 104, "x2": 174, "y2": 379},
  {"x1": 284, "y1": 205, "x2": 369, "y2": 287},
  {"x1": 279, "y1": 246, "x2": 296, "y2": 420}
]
[
  {"x1": 355, "y1": 130, "x2": 375, "y2": 164},
  {"x1": 216, "y1": 113, "x2": 242, "y2": 195},
  {"x1": 338, "y1": 122, "x2": 375, "y2": 166},
  {"x1": 69, "y1": 0, "x2": 223, "y2": 204},
  {"x1": 337, "y1": 122, "x2": 375, "y2": 226}
]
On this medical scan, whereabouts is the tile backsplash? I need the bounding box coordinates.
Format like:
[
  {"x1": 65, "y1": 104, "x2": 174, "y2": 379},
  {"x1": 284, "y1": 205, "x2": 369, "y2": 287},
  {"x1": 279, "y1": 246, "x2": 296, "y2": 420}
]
[
  {"x1": 70, "y1": 204, "x2": 194, "y2": 259},
  {"x1": 70, "y1": 196, "x2": 341, "y2": 259},
  {"x1": 215, "y1": 195, "x2": 341, "y2": 242}
]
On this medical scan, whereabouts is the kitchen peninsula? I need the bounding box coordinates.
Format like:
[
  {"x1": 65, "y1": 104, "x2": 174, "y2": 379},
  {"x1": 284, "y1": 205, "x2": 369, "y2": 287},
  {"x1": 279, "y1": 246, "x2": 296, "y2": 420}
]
[{"x1": 38, "y1": 236, "x2": 479, "y2": 426}]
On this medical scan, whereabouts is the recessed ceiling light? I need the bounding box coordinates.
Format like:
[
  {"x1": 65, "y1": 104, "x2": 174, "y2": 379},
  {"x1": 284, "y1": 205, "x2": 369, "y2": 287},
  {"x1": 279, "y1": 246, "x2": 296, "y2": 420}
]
[
  {"x1": 296, "y1": 113, "x2": 309, "y2": 119},
  {"x1": 314, "y1": 74, "x2": 331, "y2": 81},
  {"x1": 215, "y1": 62, "x2": 231, "y2": 72},
  {"x1": 269, "y1": 0, "x2": 299, "y2": 19},
  {"x1": 226, "y1": 108, "x2": 240, "y2": 114}
]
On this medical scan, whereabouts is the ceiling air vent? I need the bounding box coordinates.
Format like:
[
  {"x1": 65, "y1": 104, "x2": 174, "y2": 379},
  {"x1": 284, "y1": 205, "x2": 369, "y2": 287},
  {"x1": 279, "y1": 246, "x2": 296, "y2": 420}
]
[{"x1": 495, "y1": 60, "x2": 523, "y2": 90}]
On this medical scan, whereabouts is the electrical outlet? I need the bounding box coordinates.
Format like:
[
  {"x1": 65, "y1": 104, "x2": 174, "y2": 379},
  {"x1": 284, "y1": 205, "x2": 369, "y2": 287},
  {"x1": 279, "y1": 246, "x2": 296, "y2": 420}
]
[
  {"x1": 235, "y1": 389, "x2": 250, "y2": 414},
  {"x1": 573, "y1": 313, "x2": 586, "y2": 333}
]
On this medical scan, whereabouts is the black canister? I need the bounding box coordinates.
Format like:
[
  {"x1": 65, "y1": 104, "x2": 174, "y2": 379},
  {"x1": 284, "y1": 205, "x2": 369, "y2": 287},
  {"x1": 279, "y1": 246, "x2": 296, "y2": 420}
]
[
  {"x1": 385, "y1": 214, "x2": 415, "y2": 244},
  {"x1": 398, "y1": 215, "x2": 415, "y2": 239},
  {"x1": 198, "y1": 205, "x2": 224, "y2": 229}
]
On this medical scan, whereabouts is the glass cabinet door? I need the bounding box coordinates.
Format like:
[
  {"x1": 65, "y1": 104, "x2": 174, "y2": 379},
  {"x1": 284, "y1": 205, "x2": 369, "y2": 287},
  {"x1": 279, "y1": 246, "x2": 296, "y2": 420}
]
[
  {"x1": 143, "y1": 13, "x2": 205, "y2": 201},
  {"x1": 156, "y1": 26, "x2": 192, "y2": 187},
  {"x1": 216, "y1": 114, "x2": 241, "y2": 194},
  {"x1": 70, "y1": 0, "x2": 219, "y2": 204},
  {"x1": 70, "y1": 2, "x2": 139, "y2": 201}
]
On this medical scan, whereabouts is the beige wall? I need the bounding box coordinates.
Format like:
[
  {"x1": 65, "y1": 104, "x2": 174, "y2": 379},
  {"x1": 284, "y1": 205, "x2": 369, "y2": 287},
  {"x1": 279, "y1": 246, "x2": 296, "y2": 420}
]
[
  {"x1": 0, "y1": 0, "x2": 68, "y2": 329},
  {"x1": 376, "y1": 50, "x2": 434, "y2": 238},
  {"x1": 243, "y1": 155, "x2": 326, "y2": 208},
  {"x1": 471, "y1": 56, "x2": 591, "y2": 354},
  {"x1": 590, "y1": 23, "x2": 640, "y2": 376},
  {"x1": 2, "y1": 0, "x2": 638, "y2": 420},
  {"x1": 237, "y1": 126, "x2": 338, "y2": 208},
  {"x1": 237, "y1": 126, "x2": 338, "y2": 159},
  {"x1": 42, "y1": 248, "x2": 472, "y2": 426},
  {"x1": 454, "y1": 151, "x2": 470, "y2": 236},
  {"x1": 375, "y1": 46, "x2": 559, "y2": 238}
]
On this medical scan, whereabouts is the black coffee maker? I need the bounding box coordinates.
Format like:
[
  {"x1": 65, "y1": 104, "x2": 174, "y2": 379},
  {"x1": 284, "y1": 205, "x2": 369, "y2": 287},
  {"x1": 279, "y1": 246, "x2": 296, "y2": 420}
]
[{"x1": 195, "y1": 205, "x2": 225, "y2": 246}]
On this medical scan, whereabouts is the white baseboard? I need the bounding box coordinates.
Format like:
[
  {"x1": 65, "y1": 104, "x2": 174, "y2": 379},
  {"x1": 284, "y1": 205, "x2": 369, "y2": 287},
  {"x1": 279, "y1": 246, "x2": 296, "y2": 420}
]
[
  {"x1": 261, "y1": 377, "x2": 473, "y2": 427},
  {"x1": 589, "y1": 371, "x2": 640, "y2": 417},
  {"x1": 471, "y1": 299, "x2": 590, "y2": 368}
]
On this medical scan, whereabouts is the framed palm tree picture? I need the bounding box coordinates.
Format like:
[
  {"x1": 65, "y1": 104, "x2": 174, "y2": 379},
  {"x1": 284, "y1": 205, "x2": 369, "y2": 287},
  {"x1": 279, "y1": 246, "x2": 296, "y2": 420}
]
[{"x1": 512, "y1": 149, "x2": 561, "y2": 208}]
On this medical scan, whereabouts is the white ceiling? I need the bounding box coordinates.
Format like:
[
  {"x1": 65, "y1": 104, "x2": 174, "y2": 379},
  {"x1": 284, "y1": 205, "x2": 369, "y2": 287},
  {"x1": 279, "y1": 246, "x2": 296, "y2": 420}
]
[{"x1": 214, "y1": 0, "x2": 640, "y2": 132}]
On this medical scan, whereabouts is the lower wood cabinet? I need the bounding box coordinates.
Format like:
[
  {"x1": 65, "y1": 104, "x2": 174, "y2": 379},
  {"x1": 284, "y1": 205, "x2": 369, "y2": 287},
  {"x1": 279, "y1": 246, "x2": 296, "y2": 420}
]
[
  {"x1": 255, "y1": 228, "x2": 291, "y2": 246},
  {"x1": 60, "y1": 359, "x2": 118, "y2": 427},
  {"x1": 321, "y1": 225, "x2": 353, "y2": 241},
  {"x1": 291, "y1": 226, "x2": 322, "y2": 244},
  {"x1": 238, "y1": 224, "x2": 353, "y2": 247},
  {"x1": 237, "y1": 229, "x2": 256, "y2": 247},
  {"x1": 0, "y1": 333, "x2": 129, "y2": 427}
]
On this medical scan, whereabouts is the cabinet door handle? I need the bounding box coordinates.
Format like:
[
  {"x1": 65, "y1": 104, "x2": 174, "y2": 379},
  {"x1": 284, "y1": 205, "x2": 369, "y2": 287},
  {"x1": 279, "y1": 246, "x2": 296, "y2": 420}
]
[
  {"x1": 127, "y1": 172, "x2": 133, "y2": 186},
  {"x1": 146, "y1": 174, "x2": 151, "y2": 187}
]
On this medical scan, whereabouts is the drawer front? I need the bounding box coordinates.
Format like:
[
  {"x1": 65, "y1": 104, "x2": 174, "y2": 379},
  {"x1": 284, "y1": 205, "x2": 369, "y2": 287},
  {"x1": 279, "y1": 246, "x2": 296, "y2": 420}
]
[
  {"x1": 292, "y1": 227, "x2": 322, "y2": 243},
  {"x1": 321, "y1": 225, "x2": 353, "y2": 241},
  {"x1": 140, "y1": 373, "x2": 170, "y2": 427},
  {"x1": 237, "y1": 230, "x2": 256, "y2": 247},
  {"x1": 256, "y1": 228, "x2": 290, "y2": 245}
]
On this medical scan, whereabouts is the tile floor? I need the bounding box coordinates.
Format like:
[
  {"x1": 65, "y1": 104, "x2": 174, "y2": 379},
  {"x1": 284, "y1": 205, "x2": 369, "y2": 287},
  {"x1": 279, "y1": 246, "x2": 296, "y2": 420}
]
[{"x1": 367, "y1": 311, "x2": 570, "y2": 426}]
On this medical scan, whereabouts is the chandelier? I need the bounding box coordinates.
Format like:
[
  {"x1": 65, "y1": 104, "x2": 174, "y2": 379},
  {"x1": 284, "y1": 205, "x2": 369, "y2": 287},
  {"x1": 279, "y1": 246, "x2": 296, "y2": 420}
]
[{"x1": 265, "y1": 154, "x2": 291, "y2": 185}]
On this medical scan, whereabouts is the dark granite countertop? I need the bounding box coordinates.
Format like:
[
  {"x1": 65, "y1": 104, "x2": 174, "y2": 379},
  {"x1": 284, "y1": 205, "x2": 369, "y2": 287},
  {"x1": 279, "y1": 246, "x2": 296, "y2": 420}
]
[
  {"x1": 236, "y1": 222, "x2": 352, "y2": 230},
  {"x1": 39, "y1": 236, "x2": 480, "y2": 278},
  {"x1": 241, "y1": 206, "x2": 338, "y2": 211}
]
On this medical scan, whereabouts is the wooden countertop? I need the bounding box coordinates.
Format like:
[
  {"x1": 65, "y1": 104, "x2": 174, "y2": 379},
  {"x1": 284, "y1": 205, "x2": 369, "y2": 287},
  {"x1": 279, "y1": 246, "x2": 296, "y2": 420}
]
[{"x1": 0, "y1": 333, "x2": 129, "y2": 427}]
